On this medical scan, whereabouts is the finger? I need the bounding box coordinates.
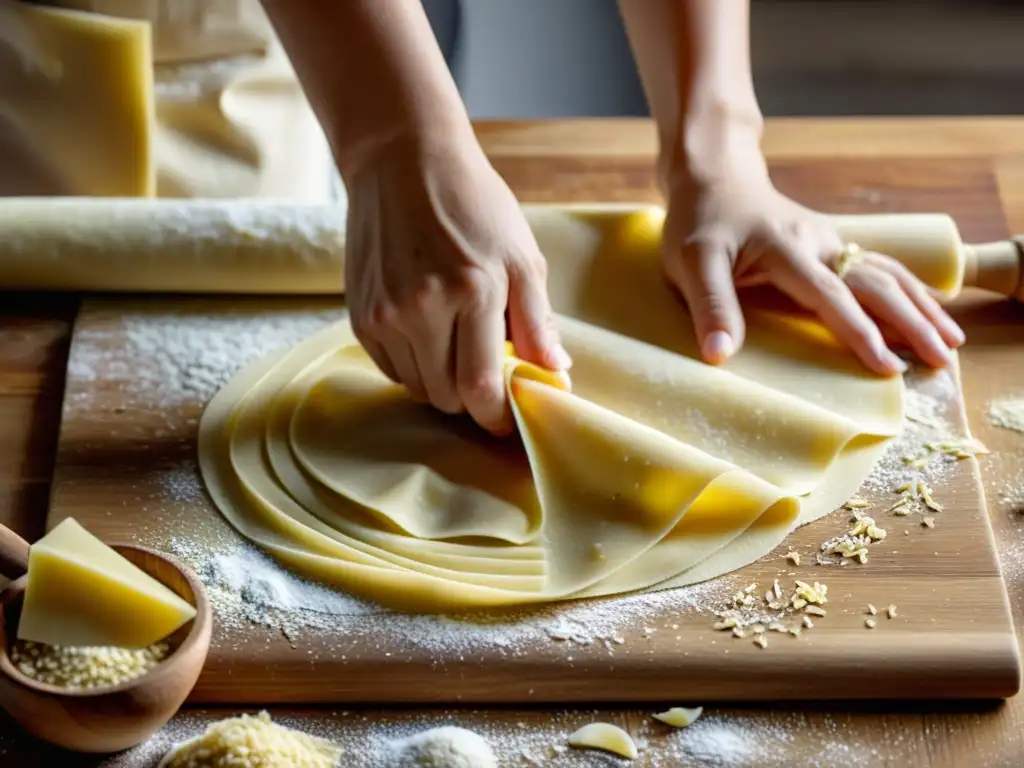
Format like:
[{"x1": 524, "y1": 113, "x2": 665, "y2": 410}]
[
  {"x1": 357, "y1": 332, "x2": 400, "y2": 383},
  {"x1": 455, "y1": 298, "x2": 513, "y2": 435},
  {"x1": 380, "y1": 334, "x2": 429, "y2": 403},
  {"x1": 766, "y1": 247, "x2": 905, "y2": 375},
  {"x1": 351, "y1": 299, "x2": 401, "y2": 383},
  {"x1": 867, "y1": 254, "x2": 966, "y2": 348},
  {"x1": 507, "y1": 261, "x2": 572, "y2": 374},
  {"x1": 666, "y1": 239, "x2": 745, "y2": 364},
  {"x1": 844, "y1": 264, "x2": 954, "y2": 369},
  {"x1": 403, "y1": 298, "x2": 463, "y2": 414}
]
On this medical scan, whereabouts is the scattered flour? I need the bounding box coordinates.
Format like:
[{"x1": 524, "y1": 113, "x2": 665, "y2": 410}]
[
  {"x1": 988, "y1": 396, "x2": 1024, "y2": 433},
  {"x1": 33, "y1": 307, "x2": 1006, "y2": 768},
  {"x1": 3, "y1": 706, "x2": 912, "y2": 768},
  {"x1": 168, "y1": 532, "x2": 731, "y2": 657},
  {"x1": 859, "y1": 364, "x2": 961, "y2": 498},
  {"x1": 66, "y1": 305, "x2": 341, "y2": 408}
]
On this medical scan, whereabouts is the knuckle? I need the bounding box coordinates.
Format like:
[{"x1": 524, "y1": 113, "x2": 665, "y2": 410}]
[
  {"x1": 692, "y1": 289, "x2": 731, "y2": 323},
  {"x1": 453, "y1": 267, "x2": 501, "y2": 308},
  {"x1": 458, "y1": 370, "x2": 503, "y2": 403},
  {"x1": 515, "y1": 251, "x2": 548, "y2": 282},
  {"x1": 408, "y1": 274, "x2": 445, "y2": 313},
  {"x1": 362, "y1": 300, "x2": 398, "y2": 336},
  {"x1": 431, "y1": 392, "x2": 465, "y2": 415},
  {"x1": 872, "y1": 271, "x2": 901, "y2": 294},
  {"x1": 809, "y1": 268, "x2": 845, "y2": 300}
]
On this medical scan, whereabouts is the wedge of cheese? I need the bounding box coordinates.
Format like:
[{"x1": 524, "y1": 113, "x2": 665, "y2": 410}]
[
  {"x1": 0, "y1": 1, "x2": 155, "y2": 196},
  {"x1": 17, "y1": 518, "x2": 196, "y2": 649}
]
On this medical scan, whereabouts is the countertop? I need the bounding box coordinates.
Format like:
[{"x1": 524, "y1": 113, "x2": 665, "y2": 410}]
[{"x1": 1, "y1": 117, "x2": 1023, "y2": 766}]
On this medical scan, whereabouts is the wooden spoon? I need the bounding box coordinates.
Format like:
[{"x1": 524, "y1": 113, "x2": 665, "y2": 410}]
[{"x1": 0, "y1": 523, "x2": 212, "y2": 753}]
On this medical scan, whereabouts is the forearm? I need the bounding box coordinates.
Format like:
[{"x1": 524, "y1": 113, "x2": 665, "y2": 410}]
[
  {"x1": 261, "y1": 0, "x2": 473, "y2": 180},
  {"x1": 619, "y1": 0, "x2": 764, "y2": 189}
]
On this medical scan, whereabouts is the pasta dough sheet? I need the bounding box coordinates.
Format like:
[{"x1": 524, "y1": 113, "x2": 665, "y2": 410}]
[{"x1": 199, "y1": 207, "x2": 907, "y2": 611}]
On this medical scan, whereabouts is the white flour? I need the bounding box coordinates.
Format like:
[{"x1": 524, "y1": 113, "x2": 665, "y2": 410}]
[
  {"x1": 168, "y1": 529, "x2": 731, "y2": 657},
  {"x1": 988, "y1": 396, "x2": 1024, "y2": 433},
  {"x1": 67, "y1": 305, "x2": 341, "y2": 408},
  {"x1": 40, "y1": 306, "x2": 1005, "y2": 768},
  {"x1": 8, "y1": 705, "x2": 908, "y2": 768}
]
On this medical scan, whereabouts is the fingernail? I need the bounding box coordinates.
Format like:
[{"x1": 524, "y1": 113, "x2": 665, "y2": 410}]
[
  {"x1": 556, "y1": 369, "x2": 573, "y2": 390},
  {"x1": 702, "y1": 331, "x2": 734, "y2": 364},
  {"x1": 884, "y1": 349, "x2": 908, "y2": 374},
  {"x1": 949, "y1": 323, "x2": 966, "y2": 346},
  {"x1": 552, "y1": 344, "x2": 573, "y2": 370},
  {"x1": 928, "y1": 328, "x2": 956, "y2": 366}
]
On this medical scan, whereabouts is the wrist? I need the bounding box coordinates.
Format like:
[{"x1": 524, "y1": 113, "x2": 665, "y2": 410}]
[
  {"x1": 660, "y1": 101, "x2": 767, "y2": 193},
  {"x1": 335, "y1": 102, "x2": 477, "y2": 185}
]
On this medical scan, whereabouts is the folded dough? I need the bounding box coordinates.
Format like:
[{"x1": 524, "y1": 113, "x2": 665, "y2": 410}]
[{"x1": 199, "y1": 207, "x2": 905, "y2": 611}]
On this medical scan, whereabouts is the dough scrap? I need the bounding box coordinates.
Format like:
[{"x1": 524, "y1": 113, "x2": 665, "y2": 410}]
[{"x1": 198, "y1": 207, "x2": 908, "y2": 611}]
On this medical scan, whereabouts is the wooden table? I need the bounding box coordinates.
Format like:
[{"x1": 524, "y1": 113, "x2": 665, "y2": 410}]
[{"x1": 0, "y1": 118, "x2": 1022, "y2": 766}]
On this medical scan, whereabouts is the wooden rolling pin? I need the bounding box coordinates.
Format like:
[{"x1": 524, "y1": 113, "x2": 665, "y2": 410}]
[{"x1": 0, "y1": 198, "x2": 1020, "y2": 301}]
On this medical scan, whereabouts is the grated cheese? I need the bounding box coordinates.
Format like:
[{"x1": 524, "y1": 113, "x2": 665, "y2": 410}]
[
  {"x1": 11, "y1": 639, "x2": 167, "y2": 689},
  {"x1": 158, "y1": 711, "x2": 341, "y2": 768}
]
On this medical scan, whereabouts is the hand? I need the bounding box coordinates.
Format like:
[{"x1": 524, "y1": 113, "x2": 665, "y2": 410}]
[
  {"x1": 344, "y1": 134, "x2": 571, "y2": 434},
  {"x1": 661, "y1": 145, "x2": 965, "y2": 375}
]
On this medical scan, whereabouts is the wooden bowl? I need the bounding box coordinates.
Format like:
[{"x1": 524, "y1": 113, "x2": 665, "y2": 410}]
[{"x1": 0, "y1": 545, "x2": 212, "y2": 753}]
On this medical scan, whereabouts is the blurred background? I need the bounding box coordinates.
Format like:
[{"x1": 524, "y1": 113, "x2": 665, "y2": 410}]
[
  {"x1": 3, "y1": 0, "x2": 1022, "y2": 199},
  {"x1": 425, "y1": 0, "x2": 1024, "y2": 118}
]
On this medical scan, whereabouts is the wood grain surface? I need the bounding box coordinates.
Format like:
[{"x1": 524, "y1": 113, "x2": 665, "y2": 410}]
[
  {"x1": 38, "y1": 253, "x2": 1019, "y2": 706},
  {"x1": 1, "y1": 118, "x2": 1024, "y2": 766}
]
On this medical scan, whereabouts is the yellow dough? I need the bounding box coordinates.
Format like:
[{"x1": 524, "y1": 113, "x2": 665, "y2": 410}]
[
  {"x1": 0, "y1": 1, "x2": 155, "y2": 196},
  {"x1": 0, "y1": 200, "x2": 966, "y2": 295},
  {"x1": 198, "y1": 208, "x2": 912, "y2": 612}
]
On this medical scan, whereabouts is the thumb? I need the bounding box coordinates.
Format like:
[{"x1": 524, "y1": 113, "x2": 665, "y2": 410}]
[
  {"x1": 506, "y1": 263, "x2": 572, "y2": 376},
  {"x1": 667, "y1": 240, "x2": 746, "y2": 365}
]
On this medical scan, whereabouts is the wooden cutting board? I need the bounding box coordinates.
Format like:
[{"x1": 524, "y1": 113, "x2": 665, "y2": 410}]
[
  {"x1": 43, "y1": 272, "x2": 1020, "y2": 705},
  {"x1": 42, "y1": 189, "x2": 1022, "y2": 705}
]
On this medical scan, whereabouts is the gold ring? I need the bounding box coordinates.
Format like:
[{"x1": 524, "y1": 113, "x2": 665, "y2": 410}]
[{"x1": 833, "y1": 242, "x2": 864, "y2": 279}]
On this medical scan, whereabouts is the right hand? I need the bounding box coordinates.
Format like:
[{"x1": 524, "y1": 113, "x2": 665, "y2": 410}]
[{"x1": 344, "y1": 134, "x2": 572, "y2": 435}]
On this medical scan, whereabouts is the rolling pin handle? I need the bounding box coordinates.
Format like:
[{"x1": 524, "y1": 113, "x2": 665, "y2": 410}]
[
  {"x1": 0, "y1": 525, "x2": 30, "y2": 580},
  {"x1": 962, "y1": 238, "x2": 1024, "y2": 302}
]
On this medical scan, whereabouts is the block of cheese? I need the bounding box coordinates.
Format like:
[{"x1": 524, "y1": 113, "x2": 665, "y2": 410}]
[
  {"x1": 17, "y1": 518, "x2": 196, "y2": 649},
  {"x1": 0, "y1": 1, "x2": 154, "y2": 196}
]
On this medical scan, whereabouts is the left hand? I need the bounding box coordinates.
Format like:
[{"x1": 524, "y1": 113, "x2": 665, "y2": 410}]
[{"x1": 661, "y1": 145, "x2": 965, "y2": 375}]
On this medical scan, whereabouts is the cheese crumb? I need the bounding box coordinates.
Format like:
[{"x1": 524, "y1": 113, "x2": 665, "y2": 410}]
[
  {"x1": 922, "y1": 516, "x2": 935, "y2": 529},
  {"x1": 919, "y1": 484, "x2": 943, "y2": 512},
  {"x1": 867, "y1": 604, "x2": 877, "y2": 615},
  {"x1": 785, "y1": 550, "x2": 801, "y2": 566},
  {"x1": 865, "y1": 618, "x2": 877, "y2": 629},
  {"x1": 850, "y1": 516, "x2": 886, "y2": 541},
  {"x1": 794, "y1": 580, "x2": 828, "y2": 605},
  {"x1": 753, "y1": 635, "x2": 768, "y2": 649},
  {"x1": 843, "y1": 497, "x2": 871, "y2": 509},
  {"x1": 886, "y1": 604, "x2": 899, "y2": 619}
]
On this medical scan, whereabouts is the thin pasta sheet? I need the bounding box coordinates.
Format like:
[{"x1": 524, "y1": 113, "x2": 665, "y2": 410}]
[{"x1": 199, "y1": 208, "x2": 904, "y2": 611}]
